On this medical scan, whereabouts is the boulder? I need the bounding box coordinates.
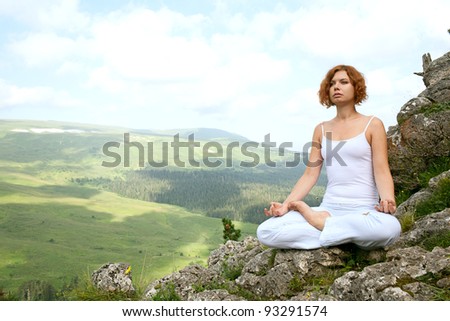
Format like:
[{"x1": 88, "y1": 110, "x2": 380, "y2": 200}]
[{"x1": 91, "y1": 262, "x2": 135, "y2": 295}]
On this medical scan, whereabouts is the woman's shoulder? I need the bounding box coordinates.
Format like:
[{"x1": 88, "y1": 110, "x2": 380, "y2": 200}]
[
  {"x1": 365, "y1": 116, "x2": 387, "y2": 144},
  {"x1": 313, "y1": 120, "x2": 331, "y2": 132},
  {"x1": 315, "y1": 118, "x2": 335, "y2": 128},
  {"x1": 366, "y1": 115, "x2": 385, "y2": 130}
]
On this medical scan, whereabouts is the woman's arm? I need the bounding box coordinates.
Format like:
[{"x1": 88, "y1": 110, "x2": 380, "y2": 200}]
[
  {"x1": 368, "y1": 117, "x2": 397, "y2": 214},
  {"x1": 264, "y1": 124, "x2": 324, "y2": 216}
]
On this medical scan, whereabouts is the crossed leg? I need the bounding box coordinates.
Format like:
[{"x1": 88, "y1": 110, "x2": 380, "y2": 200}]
[{"x1": 288, "y1": 201, "x2": 330, "y2": 231}]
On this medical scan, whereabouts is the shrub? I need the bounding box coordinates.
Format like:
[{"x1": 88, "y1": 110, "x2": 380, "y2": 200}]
[
  {"x1": 222, "y1": 218, "x2": 241, "y2": 243},
  {"x1": 152, "y1": 282, "x2": 181, "y2": 301}
]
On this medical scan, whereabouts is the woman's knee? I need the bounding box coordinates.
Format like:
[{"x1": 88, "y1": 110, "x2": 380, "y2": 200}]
[
  {"x1": 256, "y1": 223, "x2": 272, "y2": 245},
  {"x1": 384, "y1": 216, "x2": 401, "y2": 243},
  {"x1": 372, "y1": 214, "x2": 402, "y2": 245}
]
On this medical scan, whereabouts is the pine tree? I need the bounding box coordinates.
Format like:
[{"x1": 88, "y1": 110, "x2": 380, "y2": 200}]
[{"x1": 222, "y1": 218, "x2": 241, "y2": 243}]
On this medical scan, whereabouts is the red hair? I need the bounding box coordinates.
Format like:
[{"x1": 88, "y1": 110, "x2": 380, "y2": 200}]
[{"x1": 318, "y1": 65, "x2": 368, "y2": 107}]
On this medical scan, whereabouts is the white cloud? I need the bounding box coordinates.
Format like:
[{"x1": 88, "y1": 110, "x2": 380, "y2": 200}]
[
  {"x1": 77, "y1": 6, "x2": 292, "y2": 114},
  {"x1": 0, "y1": 0, "x2": 449, "y2": 146},
  {"x1": 88, "y1": 8, "x2": 215, "y2": 81},
  {"x1": 86, "y1": 66, "x2": 126, "y2": 93},
  {"x1": 279, "y1": 0, "x2": 450, "y2": 63},
  {"x1": 9, "y1": 32, "x2": 77, "y2": 66},
  {"x1": 0, "y1": 0, "x2": 89, "y2": 32},
  {"x1": 0, "y1": 79, "x2": 80, "y2": 108}
]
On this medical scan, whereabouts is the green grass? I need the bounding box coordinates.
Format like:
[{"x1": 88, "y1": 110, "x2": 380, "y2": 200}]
[
  {"x1": 0, "y1": 125, "x2": 258, "y2": 297},
  {"x1": 0, "y1": 119, "x2": 315, "y2": 298},
  {"x1": 415, "y1": 178, "x2": 450, "y2": 218},
  {"x1": 419, "y1": 101, "x2": 450, "y2": 117},
  {"x1": 0, "y1": 171, "x2": 256, "y2": 294},
  {"x1": 421, "y1": 230, "x2": 450, "y2": 251},
  {"x1": 395, "y1": 156, "x2": 449, "y2": 206},
  {"x1": 418, "y1": 157, "x2": 450, "y2": 189}
]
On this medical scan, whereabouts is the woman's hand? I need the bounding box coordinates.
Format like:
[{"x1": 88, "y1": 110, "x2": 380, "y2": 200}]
[
  {"x1": 264, "y1": 202, "x2": 289, "y2": 217},
  {"x1": 375, "y1": 199, "x2": 396, "y2": 214}
]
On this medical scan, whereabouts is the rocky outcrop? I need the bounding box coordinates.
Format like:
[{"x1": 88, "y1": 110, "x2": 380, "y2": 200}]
[
  {"x1": 330, "y1": 246, "x2": 449, "y2": 301},
  {"x1": 141, "y1": 232, "x2": 448, "y2": 301},
  {"x1": 418, "y1": 52, "x2": 450, "y2": 101},
  {"x1": 387, "y1": 52, "x2": 450, "y2": 193}
]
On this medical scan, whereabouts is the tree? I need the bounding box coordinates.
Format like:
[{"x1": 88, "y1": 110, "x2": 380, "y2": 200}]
[{"x1": 222, "y1": 218, "x2": 241, "y2": 243}]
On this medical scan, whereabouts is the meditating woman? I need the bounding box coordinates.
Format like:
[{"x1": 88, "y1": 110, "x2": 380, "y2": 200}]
[{"x1": 257, "y1": 65, "x2": 401, "y2": 250}]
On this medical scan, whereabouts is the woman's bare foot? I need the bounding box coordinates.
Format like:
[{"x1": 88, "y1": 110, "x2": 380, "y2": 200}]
[{"x1": 288, "y1": 201, "x2": 330, "y2": 231}]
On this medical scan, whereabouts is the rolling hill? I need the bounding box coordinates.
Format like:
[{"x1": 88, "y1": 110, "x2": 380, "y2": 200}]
[{"x1": 0, "y1": 119, "x2": 324, "y2": 296}]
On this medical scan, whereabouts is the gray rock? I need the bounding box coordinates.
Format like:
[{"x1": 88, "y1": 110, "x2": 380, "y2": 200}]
[
  {"x1": 429, "y1": 170, "x2": 450, "y2": 189},
  {"x1": 390, "y1": 208, "x2": 450, "y2": 250},
  {"x1": 395, "y1": 170, "x2": 450, "y2": 221},
  {"x1": 330, "y1": 246, "x2": 450, "y2": 300},
  {"x1": 236, "y1": 247, "x2": 347, "y2": 300},
  {"x1": 421, "y1": 52, "x2": 450, "y2": 87},
  {"x1": 419, "y1": 77, "x2": 450, "y2": 103},
  {"x1": 143, "y1": 264, "x2": 220, "y2": 300},
  {"x1": 91, "y1": 262, "x2": 135, "y2": 294},
  {"x1": 188, "y1": 289, "x2": 243, "y2": 301},
  {"x1": 208, "y1": 236, "x2": 265, "y2": 274},
  {"x1": 387, "y1": 51, "x2": 450, "y2": 192},
  {"x1": 396, "y1": 97, "x2": 433, "y2": 125},
  {"x1": 395, "y1": 189, "x2": 433, "y2": 218}
]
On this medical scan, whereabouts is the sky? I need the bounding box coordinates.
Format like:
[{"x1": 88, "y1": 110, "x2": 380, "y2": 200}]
[{"x1": 0, "y1": 0, "x2": 449, "y2": 149}]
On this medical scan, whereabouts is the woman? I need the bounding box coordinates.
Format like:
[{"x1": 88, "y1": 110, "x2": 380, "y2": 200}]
[{"x1": 257, "y1": 65, "x2": 401, "y2": 250}]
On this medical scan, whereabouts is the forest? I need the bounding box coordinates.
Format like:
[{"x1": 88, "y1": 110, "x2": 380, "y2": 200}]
[{"x1": 73, "y1": 166, "x2": 327, "y2": 224}]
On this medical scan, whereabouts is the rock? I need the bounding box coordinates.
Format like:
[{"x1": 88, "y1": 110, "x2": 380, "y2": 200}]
[
  {"x1": 143, "y1": 264, "x2": 220, "y2": 300},
  {"x1": 91, "y1": 263, "x2": 135, "y2": 295},
  {"x1": 289, "y1": 293, "x2": 337, "y2": 301},
  {"x1": 188, "y1": 289, "x2": 243, "y2": 301},
  {"x1": 396, "y1": 96, "x2": 433, "y2": 125},
  {"x1": 429, "y1": 170, "x2": 450, "y2": 189},
  {"x1": 390, "y1": 208, "x2": 450, "y2": 250},
  {"x1": 419, "y1": 78, "x2": 450, "y2": 103},
  {"x1": 329, "y1": 246, "x2": 450, "y2": 300},
  {"x1": 236, "y1": 247, "x2": 347, "y2": 300},
  {"x1": 436, "y1": 277, "x2": 450, "y2": 289},
  {"x1": 208, "y1": 236, "x2": 265, "y2": 275},
  {"x1": 395, "y1": 170, "x2": 450, "y2": 219},
  {"x1": 143, "y1": 237, "x2": 266, "y2": 301},
  {"x1": 387, "y1": 52, "x2": 450, "y2": 192},
  {"x1": 395, "y1": 189, "x2": 433, "y2": 218},
  {"x1": 140, "y1": 211, "x2": 449, "y2": 301},
  {"x1": 420, "y1": 52, "x2": 450, "y2": 88}
]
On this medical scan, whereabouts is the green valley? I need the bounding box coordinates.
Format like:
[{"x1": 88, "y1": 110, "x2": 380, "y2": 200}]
[{"x1": 0, "y1": 119, "x2": 324, "y2": 296}]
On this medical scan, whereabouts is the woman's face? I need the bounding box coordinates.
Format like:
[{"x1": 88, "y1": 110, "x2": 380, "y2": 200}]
[{"x1": 329, "y1": 70, "x2": 355, "y2": 106}]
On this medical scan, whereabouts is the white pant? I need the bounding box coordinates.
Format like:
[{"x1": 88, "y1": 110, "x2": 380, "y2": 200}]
[{"x1": 256, "y1": 203, "x2": 401, "y2": 250}]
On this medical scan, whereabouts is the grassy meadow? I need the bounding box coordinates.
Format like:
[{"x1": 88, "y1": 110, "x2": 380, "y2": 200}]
[
  {"x1": 0, "y1": 120, "x2": 262, "y2": 295},
  {"x1": 0, "y1": 167, "x2": 256, "y2": 294}
]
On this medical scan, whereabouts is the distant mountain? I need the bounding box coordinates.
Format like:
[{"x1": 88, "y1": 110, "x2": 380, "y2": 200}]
[
  {"x1": 0, "y1": 119, "x2": 250, "y2": 142},
  {"x1": 132, "y1": 127, "x2": 250, "y2": 142}
]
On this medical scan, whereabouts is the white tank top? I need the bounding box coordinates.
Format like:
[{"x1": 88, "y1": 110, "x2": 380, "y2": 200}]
[{"x1": 320, "y1": 116, "x2": 379, "y2": 206}]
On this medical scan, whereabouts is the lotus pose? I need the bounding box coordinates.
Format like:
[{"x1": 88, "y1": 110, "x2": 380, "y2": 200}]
[{"x1": 257, "y1": 65, "x2": 401, "y2": 250}]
